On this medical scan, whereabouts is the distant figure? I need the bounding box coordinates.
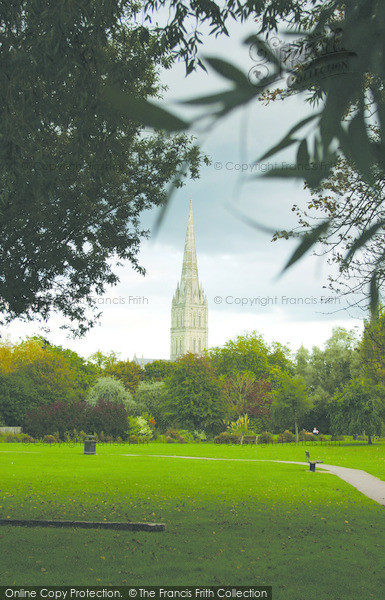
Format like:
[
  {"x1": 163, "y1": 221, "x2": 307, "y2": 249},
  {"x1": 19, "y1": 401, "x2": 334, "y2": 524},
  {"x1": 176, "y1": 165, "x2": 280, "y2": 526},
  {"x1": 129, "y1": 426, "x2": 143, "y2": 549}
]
[{"x1": 313, "y1": 427, "x2": 319, "y2": 436}]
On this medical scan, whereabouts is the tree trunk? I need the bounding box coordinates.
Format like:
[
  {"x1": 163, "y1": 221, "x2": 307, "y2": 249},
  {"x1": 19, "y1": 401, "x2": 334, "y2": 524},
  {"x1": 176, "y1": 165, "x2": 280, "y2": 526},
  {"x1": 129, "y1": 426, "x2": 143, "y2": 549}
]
[
  {"x1": 368, "y1": 434, "x2": 373, "y2": 445},
  {"x1": 295, "y1": 420, "x2": 299, "y2": 443}
]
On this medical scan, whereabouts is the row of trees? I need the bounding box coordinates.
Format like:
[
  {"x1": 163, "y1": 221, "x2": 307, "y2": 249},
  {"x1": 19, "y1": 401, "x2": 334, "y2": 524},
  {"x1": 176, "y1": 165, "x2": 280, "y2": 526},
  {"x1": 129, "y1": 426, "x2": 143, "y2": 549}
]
[{"x1": 1, "y1": 320, "x2": 385, "y2": 442}]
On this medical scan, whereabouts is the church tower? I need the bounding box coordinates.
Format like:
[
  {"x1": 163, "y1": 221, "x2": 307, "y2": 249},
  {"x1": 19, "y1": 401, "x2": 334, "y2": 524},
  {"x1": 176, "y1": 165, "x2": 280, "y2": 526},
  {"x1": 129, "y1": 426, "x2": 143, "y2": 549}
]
[{"x1": 170, "y1": 199, "x2": 208, "y2": 361}]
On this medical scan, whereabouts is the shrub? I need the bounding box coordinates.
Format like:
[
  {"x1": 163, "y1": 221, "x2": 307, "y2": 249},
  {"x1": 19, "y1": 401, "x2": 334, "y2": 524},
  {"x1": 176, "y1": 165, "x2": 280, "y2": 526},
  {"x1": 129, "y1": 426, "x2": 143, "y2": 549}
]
[
  {"x1": 25, "y1": 399, "x2": 127, "y2": 439},
  {"x1": 43, "y1": 434, "x2": 56, "y2": 444},
  {"x1": 126, "y1": 414, "x2": 153, "y2": 440},
  {"x1": 298, "y1": 429, "x2": 317, "y2": 442},
  {"x1": 331, "y1": 434, "x2": 345, "y2": 441},
  {"x1": 164, "y1": 428, "x2": 195, "y2": 443},
  {"x1": 214, "y1": 431, "x2": 242, "y2": 444},
  {"x1": 277, "y1": 430, "x2": 296, "y2": 443},
  {"x1": 0, "y1": 432, "x2": 35, "y2": 443},
  {"x1": 86, "y1": 376, "x2": 133, "y2": 407},
  {"x1": 193, "y1": 430, "x2": 207, "y2": 442},
  {"x1": 257, "y1": 431, "x2": 274, "y2": 444},
  {"x1": 227, "y1": 414, "x2": 255, "y2": 436}
]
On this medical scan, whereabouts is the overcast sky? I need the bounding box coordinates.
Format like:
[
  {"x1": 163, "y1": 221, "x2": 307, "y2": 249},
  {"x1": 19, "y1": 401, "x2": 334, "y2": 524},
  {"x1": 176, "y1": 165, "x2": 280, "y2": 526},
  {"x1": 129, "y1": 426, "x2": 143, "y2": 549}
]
[{"x1": 3, "y1": 17, "x2": 364, "y2": 360}]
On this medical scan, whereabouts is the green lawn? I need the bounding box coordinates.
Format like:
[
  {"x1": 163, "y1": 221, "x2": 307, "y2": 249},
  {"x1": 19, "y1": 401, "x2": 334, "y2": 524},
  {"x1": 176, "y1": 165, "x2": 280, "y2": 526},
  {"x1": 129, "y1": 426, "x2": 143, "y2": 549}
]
[{"x1": 0, "y1": 442, "x2": 384, "y2": 599}]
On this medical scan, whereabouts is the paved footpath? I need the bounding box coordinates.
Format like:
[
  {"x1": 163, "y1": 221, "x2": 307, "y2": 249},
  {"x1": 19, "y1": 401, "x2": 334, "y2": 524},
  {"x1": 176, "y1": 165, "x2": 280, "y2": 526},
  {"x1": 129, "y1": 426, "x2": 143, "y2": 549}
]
[{"x1": 122, "y1": 454, "x2": 385, "y2": 506}]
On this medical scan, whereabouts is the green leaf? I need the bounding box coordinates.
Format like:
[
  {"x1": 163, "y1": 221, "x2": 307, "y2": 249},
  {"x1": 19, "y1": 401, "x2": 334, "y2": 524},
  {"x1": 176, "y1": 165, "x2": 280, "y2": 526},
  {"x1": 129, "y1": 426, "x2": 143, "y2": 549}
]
[
  {"x1": 257, "y1": 136, "x2": 299, "y2": 162},
  {"x1": 204, "y1": 57, "x2": 251, "y2": 88},
  {"x1": 259, "y1": 113, "x2": 320, "y2": 161},
  {"x1": 101, "y1": 86, "x2": 189, "y2": 132},
  {"x1": 344, "y1": 220, "x2": 385, "y2": 263},
  {"x1": 281, "y1": 220, "x2": 330, "y2": 273},
  {"x1": 179, "y1": 89, "x2": 250, "y2": 107},
  {"x1": 259, "y1": 166, "x2": 304, "y2": 178},
  {"x1": 345, "y1": 110, "x2": 375, "y2": 185},
  {"x1": 369, "y1": 274, "x2": 380, "y2": 317},
  {"x1": 226, "y1": 206, "x2": 277, "y2": 236},
  {"x1": 297, "y1": 139, "x2": 310, "y2": 166}
]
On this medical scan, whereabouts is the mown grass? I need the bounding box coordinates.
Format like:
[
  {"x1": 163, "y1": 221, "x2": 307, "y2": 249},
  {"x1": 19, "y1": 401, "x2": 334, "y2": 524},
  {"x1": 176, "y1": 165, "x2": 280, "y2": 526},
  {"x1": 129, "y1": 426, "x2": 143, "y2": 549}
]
[{"x1": 0, "y1": 442, "x2": 384, "y2": 599}]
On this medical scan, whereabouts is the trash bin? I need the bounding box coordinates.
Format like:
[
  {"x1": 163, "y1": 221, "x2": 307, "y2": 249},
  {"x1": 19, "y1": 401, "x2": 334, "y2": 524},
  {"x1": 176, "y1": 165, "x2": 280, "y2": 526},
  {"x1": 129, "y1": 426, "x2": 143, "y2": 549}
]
[{"x1": 84, "y1": 434, "x2": 96, "y2": 455}]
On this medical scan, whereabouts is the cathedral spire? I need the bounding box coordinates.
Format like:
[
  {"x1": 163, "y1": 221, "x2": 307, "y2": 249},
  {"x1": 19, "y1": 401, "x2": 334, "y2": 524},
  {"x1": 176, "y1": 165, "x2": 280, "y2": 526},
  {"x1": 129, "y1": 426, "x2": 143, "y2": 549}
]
[
  {"x1": 180, "y1": 198, "x2": 199, "y2": 298},
  {"x1": 170, "y1": 198, "x2": 208, "y2": 360}
]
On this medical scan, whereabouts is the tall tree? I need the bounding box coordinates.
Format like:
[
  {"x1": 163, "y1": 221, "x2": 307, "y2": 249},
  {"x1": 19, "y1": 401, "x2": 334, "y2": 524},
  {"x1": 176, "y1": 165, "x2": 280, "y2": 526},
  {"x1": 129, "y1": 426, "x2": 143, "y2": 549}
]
[
  {"x1": 330, "y1": 378, "x2": 385, "y2": 444},
  {"x1": 271, "y1": 372, "x2": 311, "y2": 441},
  {"x1": 295, "y1": 327, "x2": 362, "y2": 432},
  {"x1": 0, "y1": 0, "x2": 204, "y2": 333},
  {"x1": 209, "y1": 331, "x2": 293, "y2": 383},
  {"x1": 221, "y1": 371, "x2": 272, "y2": 431},
  {"x1": 105, "y1": 360, "x2": 143, "y2": 394},
  {"x1": 164, "y1": 353, "x2": 226, "y2": 433},
  {"x1": 360, "y1": 308, "x2": 385, "y2": 384},
  {"x1": 144, "y1": 359, "x2": 176, "y2": 381}
]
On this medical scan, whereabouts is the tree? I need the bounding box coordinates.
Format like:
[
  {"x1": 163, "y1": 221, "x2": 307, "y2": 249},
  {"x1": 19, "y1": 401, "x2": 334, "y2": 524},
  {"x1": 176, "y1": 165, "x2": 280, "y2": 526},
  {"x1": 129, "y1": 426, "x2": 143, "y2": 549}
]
[
  {"x1": 221, "y1": 371, "x2": 273, "y2": 431},
  {"x1": 273, "y1": 153, "x2": 385, "y2": 312},
  {"x1": 86, "y1": 376, "x2": 135, "y2": 412},
  {"x1": 209, "y1": 331, "x2": 293, "y2": 383},
  {"x1": 271, "y1": 373, "x2": 311, "y2": 441},
  {"x1": 164, "y1": 353, "x2": 226, "y2": 433},
  {"x1": 104, "y1": 360, "x2": 143, "y2": 394},
  {"x1": 0, "y1": 372, "x2": 39, "y2": 426},
  {"x1": 0, "y1": 0, "x2": 204, "y2": 332},
  {"x1": 134, "y1": 381, "x2": 169, "y2": 431},
  {"x1": 330, "y1": 378, "x2": 385, "y2": 444},
  {"x1": 47, "y1": 345, "x2": 99, "y2": 400},
  {"x1": 144, "y1": 360, "x2": 176, "y2": 381},
  {"x1": 0, "y1": 337, "x2": 98, "y2": 424},
  {"x1": 9, "y1": 338, "x2": 80, "y2": 405},
  {"x1": 360, "y1": 308, "x2": 385, "y2": 384},
  {"x1": 294, "y1": 327, "x2": 362, "y2": 432}
]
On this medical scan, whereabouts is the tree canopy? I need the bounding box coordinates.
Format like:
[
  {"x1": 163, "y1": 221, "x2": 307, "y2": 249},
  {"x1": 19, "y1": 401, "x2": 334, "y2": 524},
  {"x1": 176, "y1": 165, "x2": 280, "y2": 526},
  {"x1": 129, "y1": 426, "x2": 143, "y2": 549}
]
[{"x1": 0, "y1": 0, "x2": 204, "y2": 333}]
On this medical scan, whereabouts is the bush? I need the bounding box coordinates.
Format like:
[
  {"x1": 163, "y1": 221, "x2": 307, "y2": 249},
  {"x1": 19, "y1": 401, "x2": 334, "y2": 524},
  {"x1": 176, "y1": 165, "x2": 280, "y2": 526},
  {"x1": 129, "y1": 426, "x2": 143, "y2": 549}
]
[
  {"x1": 193, "y1": 430, "x2": 207, "y2": 442},
  {"x1": 43, "y1": 434, "x2": 56, "y2": 444},
  {"x1": 126, "y1": 414, "x2": 153, "y2": 440},
  {"x1": 164, "y1": 428, "x2": 187, "y2": 443},
  {"x1": 227, "y1": 414, "x2": 255, "y2": 436},
  {"x1": 298, "y1": 429, "x2": 317, "y2": 442},
  {"x1": 25, "y1": 399, "x2": 128, "y2": 439},
  {"x1": 0, "y1": 432, "x2": 36, "y2": 443},
  {"x1": 214, "y1": 431, "x2": 242, "y2": 444},
  {"x1": 277, "y1": 430, "x2": 296, "y2": 443},
  {"x1": 257, "y1": 431, "x2": 274, "y2": 444},
  {"x1": 331, "y1": 434, "x2": 345, "y2": 441}
]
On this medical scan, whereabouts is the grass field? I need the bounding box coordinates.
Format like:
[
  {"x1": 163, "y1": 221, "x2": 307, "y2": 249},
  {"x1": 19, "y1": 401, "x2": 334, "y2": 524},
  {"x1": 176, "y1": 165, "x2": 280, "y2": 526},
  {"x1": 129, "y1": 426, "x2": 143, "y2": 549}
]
[{"x1": 0, "y1": 441, "x2": 385, "y2": 599}]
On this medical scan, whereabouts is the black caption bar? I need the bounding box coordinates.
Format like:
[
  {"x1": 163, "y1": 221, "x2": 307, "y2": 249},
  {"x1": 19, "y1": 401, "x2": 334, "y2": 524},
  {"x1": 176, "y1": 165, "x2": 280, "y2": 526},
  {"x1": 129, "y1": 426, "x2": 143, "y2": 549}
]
[{"x1": 0, "y1": 587, "x2": 272, "y2": 600}]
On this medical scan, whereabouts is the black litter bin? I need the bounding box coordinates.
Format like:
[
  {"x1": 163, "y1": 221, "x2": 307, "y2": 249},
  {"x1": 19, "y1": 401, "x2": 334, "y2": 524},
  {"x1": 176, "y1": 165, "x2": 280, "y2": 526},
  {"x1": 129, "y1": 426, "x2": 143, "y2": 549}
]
[{"x1": 84, "y1": 434, "x2": 96, "y2": 455}]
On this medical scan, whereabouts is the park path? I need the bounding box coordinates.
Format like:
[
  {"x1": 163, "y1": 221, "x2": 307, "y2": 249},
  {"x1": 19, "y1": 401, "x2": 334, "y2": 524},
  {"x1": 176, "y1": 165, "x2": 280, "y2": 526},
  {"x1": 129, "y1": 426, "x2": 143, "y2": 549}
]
[{"x1": 122, "y1": 454, "x2": 385, "y2": 506}]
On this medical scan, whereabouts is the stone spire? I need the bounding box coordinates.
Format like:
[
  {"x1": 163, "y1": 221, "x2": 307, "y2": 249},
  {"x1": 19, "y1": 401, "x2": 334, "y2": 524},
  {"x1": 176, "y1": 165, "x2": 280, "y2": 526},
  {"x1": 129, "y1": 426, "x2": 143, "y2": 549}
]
[
  {"x1": 180, "y1": 198, "x2": 199, "y2": 298},
  {"x1": 170, "y1": 199, "x2": 208, "y2": 361}
]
